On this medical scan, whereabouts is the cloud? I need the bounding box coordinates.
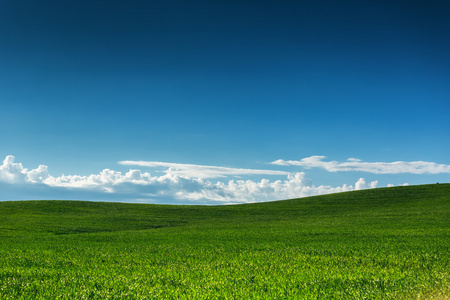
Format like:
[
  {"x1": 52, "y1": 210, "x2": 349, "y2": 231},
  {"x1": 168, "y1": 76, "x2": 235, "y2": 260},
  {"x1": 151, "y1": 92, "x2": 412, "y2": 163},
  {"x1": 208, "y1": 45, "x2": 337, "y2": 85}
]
[
  {"x1": 271, "y1": 156, "x2": 450, "y2": 174},
  {"x1": 119, "y1": 160, "x2": 290, "y2": 178},
  {"x1": 41, "y1": 168, "x2": 154, "y2": 192},
  {"x1": 0, "y1": 155, "x2": 50, "y2": 184},
  {"x1": 0, "y1": 155, "x2": 379, "y2": 204},
  {"x1": 355, "y1": 178, "x2": 378, "y2": 190},
  {"x1": 27, "y1": 165, "x2": 50, "y2": 183},
  {"x1": 387, "y1": 183, "x2": 409, "y2": 188},
  {"x1": 177, "y1": 172, "x2": 371, "y2": 204},
  {"x1": 0, "y1": 155, "x2": 28, "y2": 183}
]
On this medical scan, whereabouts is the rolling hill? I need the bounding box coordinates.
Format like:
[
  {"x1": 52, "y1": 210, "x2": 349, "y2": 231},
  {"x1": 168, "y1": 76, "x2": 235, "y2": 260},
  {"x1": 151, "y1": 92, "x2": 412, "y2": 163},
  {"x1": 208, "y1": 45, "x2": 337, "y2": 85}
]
[{"x1": 1, "y1": 184, "x2": 449, "y2": 299}]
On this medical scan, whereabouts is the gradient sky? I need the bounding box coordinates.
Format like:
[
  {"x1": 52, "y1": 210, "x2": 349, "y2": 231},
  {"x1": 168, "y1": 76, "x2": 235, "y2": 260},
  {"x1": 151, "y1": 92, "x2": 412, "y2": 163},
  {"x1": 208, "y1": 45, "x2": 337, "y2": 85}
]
[{"x1": 1, "y1": 0, "x2": 449, "y2": 204}]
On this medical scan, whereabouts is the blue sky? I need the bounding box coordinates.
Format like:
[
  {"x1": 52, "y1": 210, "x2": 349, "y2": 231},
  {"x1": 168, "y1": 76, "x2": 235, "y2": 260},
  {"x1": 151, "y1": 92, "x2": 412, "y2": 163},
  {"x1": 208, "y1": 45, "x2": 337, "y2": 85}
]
[{"x1": 1, "y1": 0, "x2": 449, "y2": 204}]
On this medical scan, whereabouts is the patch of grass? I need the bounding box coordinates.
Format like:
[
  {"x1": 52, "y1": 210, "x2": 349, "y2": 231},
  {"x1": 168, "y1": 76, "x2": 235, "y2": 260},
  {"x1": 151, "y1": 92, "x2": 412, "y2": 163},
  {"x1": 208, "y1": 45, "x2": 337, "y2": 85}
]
[{"x1": 0, "y1": 184, "x2": 449, "y2": 299}]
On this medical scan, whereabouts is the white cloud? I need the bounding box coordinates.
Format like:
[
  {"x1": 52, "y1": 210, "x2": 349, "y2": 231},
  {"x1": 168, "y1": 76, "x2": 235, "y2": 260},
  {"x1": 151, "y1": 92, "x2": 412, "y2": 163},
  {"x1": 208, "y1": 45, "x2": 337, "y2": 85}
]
[
  {"x1": 177, "y1": 172, "x2": 361, "y2": 204},
  {"x1": 271, "y1": 156, "x2": 450, "y2": 174},
  {"x1": 119, "y1": 160, "x2": 290, "y2": 178},
  {"x1": 0, "y1": 155, "x2": 27, "y2": 183},
  {"x1": 0, "y1": 155, "x2": 49, "y2": 184},
  {"x1": 0, "y1": 155, "x2": 383, "y2": 204},
  {"x1": 41, "y1": 168, "x2": 157, "y2": 192},
  {"x1": 354, "y1": 178, "x2": 378, "y2": 190},
  {"x1": 27, "y1": 165, "x2": 50, "y2": 183}
]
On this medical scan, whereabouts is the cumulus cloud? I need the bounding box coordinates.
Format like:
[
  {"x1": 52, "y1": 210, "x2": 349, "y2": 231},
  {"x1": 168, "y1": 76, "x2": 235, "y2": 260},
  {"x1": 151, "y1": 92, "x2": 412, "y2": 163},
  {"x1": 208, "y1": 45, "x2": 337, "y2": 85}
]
[
  {"x1": 0, "y1": 156, "x2": 26, "y2": 183},
  {"x1": 178, "y1": 172, "x2": 362, "y2": 204},
  {"x1": 119, "y1": 160, "x2": 290, "y2": 178},
  {"x1": 27, "y1": 165, "x2": 50, "y2": 183},
  {"x1": 0, "y1": 155, "x2": 49, "y2": 184},
  {"x1": 354, "y1": 178, "x2": 378, "y2": 190},
  {"x1": 271, "y1": 156, "x2": 450, "y2": 174},
  {"x1": 0, "y1": 155, "x2": 380, "y2": 204},
  {"x1": 41, "y1": 168, "x2": 154, "y2": 192}
]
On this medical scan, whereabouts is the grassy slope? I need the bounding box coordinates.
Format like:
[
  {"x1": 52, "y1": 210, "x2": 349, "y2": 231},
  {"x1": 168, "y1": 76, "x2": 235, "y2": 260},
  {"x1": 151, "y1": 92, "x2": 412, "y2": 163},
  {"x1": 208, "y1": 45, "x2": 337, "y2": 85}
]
[{"x1": 0, "y1": 184, "x2": 449, "y2": 299}]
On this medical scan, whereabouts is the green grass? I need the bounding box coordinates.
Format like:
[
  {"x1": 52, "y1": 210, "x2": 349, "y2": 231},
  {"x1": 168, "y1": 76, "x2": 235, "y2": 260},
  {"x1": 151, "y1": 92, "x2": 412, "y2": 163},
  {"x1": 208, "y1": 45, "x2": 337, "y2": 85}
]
[{"x1": 1, "y1": 184, "x2": 449, "y2": 299}]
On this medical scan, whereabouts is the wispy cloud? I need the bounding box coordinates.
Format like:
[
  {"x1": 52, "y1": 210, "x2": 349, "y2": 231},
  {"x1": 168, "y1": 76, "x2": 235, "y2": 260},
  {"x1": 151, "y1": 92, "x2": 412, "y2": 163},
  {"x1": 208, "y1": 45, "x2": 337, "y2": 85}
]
[
  {"x1": 0, "y1": 155, "x2": 380, "y2": 204},
  {"x1": 271, "y1": 156, "x2": 450, "y2": 174},
  {"x1": 119, "y1": 160, "x2": 289, "y2": 178}
]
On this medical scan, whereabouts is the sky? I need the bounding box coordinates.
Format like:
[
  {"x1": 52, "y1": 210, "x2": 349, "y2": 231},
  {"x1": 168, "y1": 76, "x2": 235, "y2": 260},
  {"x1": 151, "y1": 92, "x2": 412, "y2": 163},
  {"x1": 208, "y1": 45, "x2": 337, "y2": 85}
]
[{"x1": 1, "y1": 0, "x2": 449, "y2": 204}]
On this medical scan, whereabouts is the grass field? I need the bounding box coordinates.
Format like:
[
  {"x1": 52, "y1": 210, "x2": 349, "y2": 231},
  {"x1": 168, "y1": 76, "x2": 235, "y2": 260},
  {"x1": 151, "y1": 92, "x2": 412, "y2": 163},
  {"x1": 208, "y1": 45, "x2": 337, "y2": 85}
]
[{"x1": 1, "y1": 184, "x2": 449, "y2": 299}]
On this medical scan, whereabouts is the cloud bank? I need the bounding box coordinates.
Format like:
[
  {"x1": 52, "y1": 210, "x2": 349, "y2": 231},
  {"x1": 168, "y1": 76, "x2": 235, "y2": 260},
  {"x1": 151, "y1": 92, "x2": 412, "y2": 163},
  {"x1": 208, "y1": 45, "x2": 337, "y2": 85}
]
[
  {"x1": 119, "y1": 160, "x2": 289, "y2": 178},
  {"x1": 0, "y1": 155, "x2": 381, "y2": 204},
  {"x1": 271, "y1": 156, "x2": 450, "y2": 174}
]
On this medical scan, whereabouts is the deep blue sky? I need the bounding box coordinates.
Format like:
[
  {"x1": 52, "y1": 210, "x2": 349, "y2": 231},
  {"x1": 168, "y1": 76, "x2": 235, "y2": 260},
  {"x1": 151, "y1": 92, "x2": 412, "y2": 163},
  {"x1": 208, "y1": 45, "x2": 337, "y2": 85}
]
[{"x1": 1, "y1": 0, "x2": 449, "y2": 203}]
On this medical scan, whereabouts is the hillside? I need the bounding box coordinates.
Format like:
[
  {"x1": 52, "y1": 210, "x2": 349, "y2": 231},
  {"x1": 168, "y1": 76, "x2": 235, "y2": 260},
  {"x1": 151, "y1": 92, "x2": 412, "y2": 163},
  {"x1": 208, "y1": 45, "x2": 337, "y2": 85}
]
[{"x1": 1, "y1": 184, "x2": 449, "y2": 299}]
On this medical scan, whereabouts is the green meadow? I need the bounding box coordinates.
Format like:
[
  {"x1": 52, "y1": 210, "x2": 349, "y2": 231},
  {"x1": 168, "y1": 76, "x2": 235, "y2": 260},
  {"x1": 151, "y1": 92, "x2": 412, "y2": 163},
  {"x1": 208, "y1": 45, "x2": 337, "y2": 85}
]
[{"x1": 1, "y1": 184, "x2": 449, "y2": 299}]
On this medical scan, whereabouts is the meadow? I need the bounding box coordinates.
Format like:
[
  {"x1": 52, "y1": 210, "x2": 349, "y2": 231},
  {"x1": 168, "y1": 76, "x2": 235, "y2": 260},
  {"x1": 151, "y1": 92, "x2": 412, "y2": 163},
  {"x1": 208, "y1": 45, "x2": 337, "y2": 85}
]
[{"x1": 0, "y1": 184, "x2": 449, "y2": 299}]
